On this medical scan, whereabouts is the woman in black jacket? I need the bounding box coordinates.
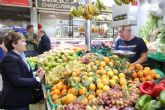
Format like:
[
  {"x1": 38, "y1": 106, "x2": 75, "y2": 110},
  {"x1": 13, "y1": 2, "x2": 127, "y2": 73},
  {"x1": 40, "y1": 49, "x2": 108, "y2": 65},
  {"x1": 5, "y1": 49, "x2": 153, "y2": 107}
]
[{"x1": 0, "y1": 32, "x2": 45, "y2": 110}]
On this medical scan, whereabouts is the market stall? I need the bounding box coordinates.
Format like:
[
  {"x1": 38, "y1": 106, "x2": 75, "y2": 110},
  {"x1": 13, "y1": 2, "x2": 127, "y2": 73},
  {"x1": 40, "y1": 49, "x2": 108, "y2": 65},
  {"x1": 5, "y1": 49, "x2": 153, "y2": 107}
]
[{"x1": 25, "y1": 0, "x2": 165, "y2": 110}]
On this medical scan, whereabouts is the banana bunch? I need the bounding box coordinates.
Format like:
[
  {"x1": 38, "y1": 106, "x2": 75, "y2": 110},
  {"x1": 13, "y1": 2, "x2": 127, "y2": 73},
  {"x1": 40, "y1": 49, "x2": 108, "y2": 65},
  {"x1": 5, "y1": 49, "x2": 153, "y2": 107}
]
[
  {"x1": 114, "y1": 0, "x2": 137, "y2": 6},
  {"x1": 87, "y1": 3, "x2": 100, "y2": 16},
  {"x1": 82, "y1": 8, "x2": 94, "y2": 20},
  {"x1": 70, "y1": 5, "x2": 83, "y2": 17},
  {"x1": 95, "y1": 0, "x2": 106, "y2": 10}
]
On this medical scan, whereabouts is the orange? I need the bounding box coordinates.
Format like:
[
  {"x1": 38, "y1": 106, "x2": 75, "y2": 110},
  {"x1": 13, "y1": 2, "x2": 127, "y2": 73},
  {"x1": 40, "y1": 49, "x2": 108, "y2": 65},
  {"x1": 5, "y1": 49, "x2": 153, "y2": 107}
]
[
  {"x1": 132, "y1": 72, "x2": 137, "y2": 78},
  {"x1": 72, "y1": 72, "x2": 77, "y2": 77},
  {"x1": 102, "y1": 78, "x2": 109, "y2": 85},
  {"x1": 103, "y1": 85, "x2": 110, "y2": 92},
  {"x1": 143, "y1": 70, "x2": 149, "y2": 76},
  {"x1": 99, "y1": 66, "x2": 104, "y2": 70},
  {"x1": 155, "y1": 74, "x2": 161, "y2": 79},
  {"x1": 53, "y1": 89, "x2": 60, "y2": 95},
  {"x1": 95, "y1": 60, "x2": 100, "y2": 65},
  {"x1": 150, "y1": 69, "x2": 156, "y2": 78},
  {"x1": 52, "y1": 85, "x2": 56, "y2": 91},
  {"x1": 62, "y1": 85, "x2": 68, "y2": 90},
  {"x1": 119, "y1": 79, "x2": 127, "y2": 86},
  {"x1": 140, "y1": 77, "x2": 146, "y2": 82},
  {"x1": 75, "y1": 69, "x2": 81, "y2": 75},
  {"x1": 96, "y1": 90, "x2": 103, "y2": 96},
  {"x1": 89, "y1": 84, "x2": 96, "y2": 91},
  {"x1": 96, "y1": 70, "x2": 101, "y2": 74},
  {"x1": 118, "y1": 73, "x2": 126, "y2": 78},
  {"x1": 100, "y1": 61, "x2": 106, "y2": 67},
  {"x1": 68, "y1": 88, "x2": 77, "y2": 96},
  {"x1": 52, "y1": 94, "x2": 59, "y2": 101},
  {"x1": 56, "y1": 82, "x2": 63, "y2": 90},
  {"x1": 100, "y1": 69, "x2": 107, "y2": 75},
  {"x1": 87, "y1": 94, "x2": 95, "y2": 100},
  {"x1": 145, "y1": 75, "x2": 152, "y2": 81},
  {"x1": 61, "y1": 89, "x2": 67, "y2": 96},
  {"x1": 103, "y1": 57, "x2": 110, "y2": 64},
  {"x1": 64, "y1": 93, "x2": 77, "y2": 104},
  {"x1": 113, "y1": 69, "x2": 119, "y2": 75},
  {"x1": 144, "y1": 67, "x2": 151, "y2": 71},
  {"x1": 79, "y1": 87, "x2": 87, "y2": 95},
  {"x1": 135, "y1": 64, "x2": 143, "y2": 70},
  {"x1": 137, "y1": 70, "x2": 144, "y2": 78}
]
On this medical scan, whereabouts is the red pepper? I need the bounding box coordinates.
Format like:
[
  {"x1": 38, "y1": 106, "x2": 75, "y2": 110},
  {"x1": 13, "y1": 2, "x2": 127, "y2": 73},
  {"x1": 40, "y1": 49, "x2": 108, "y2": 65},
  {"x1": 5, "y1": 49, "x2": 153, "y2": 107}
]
[
  {"x1": 160, "y1": 79, "x2": 165, "y2": 87},
  {"x1": 151, "y1": 84, "x2": 165, "y2": 97},
  {"x1": 139, "y1": 81, "x2": 155, "y2": 95}
]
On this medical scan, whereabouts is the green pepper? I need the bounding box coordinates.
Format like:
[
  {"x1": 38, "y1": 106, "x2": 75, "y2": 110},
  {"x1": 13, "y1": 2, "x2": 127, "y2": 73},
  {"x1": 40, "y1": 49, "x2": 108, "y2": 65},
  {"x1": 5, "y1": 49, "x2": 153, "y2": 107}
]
[
  {"x1": 160, "y1": 90, "x2": 165, "y2": 105},
  {"x1": 143, "y1": 100, "x2": 161, "y2": 110},
  {"x1": 135, "y1": 95, "x2": 152, "y2": 110}
]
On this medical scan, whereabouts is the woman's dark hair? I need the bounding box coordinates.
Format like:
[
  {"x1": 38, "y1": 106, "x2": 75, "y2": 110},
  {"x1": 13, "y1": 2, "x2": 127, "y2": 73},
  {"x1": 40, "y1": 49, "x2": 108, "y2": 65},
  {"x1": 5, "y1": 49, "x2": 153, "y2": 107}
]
[
  {"x1": 27, "y1": 24, "x2": 34, "y2": 31},
  {"x1": 3, "y1": 32, "x2": 23, "y2": 50}
]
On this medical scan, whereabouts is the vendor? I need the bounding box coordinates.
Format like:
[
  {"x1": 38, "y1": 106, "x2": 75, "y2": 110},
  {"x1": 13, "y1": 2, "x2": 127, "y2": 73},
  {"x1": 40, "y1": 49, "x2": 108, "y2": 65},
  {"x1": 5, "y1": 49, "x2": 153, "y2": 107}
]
[{"x1": 114, "y1": 25, "x2": 148, "y2": 64}]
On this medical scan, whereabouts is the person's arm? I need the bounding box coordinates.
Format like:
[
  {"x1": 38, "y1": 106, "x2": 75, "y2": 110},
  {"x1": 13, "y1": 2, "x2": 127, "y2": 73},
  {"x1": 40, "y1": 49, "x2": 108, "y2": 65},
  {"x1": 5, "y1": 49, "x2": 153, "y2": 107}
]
[
  {"x1": 3, "y1": 57, "x2": 39, "y2": 88},
  {"x1": 133, "y1": 52, "x2": 148, "y2": 64}
]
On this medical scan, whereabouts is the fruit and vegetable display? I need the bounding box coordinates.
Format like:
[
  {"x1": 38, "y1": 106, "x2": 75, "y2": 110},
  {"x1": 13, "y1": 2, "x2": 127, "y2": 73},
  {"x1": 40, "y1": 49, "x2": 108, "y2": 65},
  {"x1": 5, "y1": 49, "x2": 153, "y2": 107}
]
[
  {"x1": 114, "y1": 0, "x2": 137, "y2": 6},
  {"x1": 70, "y1": 0, "x2": 106, "y2": 20},
  {"x1": 27, "y1": 47, "x2": 164, "y2": 110}
]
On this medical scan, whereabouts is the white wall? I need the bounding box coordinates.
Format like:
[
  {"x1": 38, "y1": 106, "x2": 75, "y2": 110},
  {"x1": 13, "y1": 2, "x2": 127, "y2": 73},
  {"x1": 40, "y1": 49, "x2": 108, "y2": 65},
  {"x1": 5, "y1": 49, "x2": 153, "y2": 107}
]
[{"x1": 131, "y1": 0, "x2": 150, "y2": 37}]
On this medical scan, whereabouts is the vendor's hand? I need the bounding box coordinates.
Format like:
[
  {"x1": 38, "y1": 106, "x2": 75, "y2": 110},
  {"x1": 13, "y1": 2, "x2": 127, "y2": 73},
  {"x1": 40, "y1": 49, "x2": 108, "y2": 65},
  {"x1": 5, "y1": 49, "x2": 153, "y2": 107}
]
[{"x1": 36, "y1": 67, "x2": 45, "y2": 80}]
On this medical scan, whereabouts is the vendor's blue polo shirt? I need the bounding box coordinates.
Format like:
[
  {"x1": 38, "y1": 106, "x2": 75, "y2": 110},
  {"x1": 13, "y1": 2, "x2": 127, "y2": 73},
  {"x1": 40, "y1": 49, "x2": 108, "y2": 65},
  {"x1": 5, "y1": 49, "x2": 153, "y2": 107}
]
[{"x1": 114, "y1": 37, "x2": 148, "y2": 63}]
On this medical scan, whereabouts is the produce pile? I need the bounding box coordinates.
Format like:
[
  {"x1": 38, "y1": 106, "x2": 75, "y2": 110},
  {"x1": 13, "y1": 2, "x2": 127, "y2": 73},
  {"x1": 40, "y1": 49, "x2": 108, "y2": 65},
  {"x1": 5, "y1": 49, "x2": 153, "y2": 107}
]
[{"x1": 28, "y1": 48, "x2": 162, "y2": 110}]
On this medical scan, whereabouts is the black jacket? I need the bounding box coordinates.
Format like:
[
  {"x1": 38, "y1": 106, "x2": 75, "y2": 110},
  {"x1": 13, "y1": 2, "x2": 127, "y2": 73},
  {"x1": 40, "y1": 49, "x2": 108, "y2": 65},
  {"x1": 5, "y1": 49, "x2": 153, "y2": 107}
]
[
  {"x1": 0, "y1": 51, "x2": 39, "y2": 109},
  {"x1": 38, "y1": 35, "x2": 51, "y2": 55}
]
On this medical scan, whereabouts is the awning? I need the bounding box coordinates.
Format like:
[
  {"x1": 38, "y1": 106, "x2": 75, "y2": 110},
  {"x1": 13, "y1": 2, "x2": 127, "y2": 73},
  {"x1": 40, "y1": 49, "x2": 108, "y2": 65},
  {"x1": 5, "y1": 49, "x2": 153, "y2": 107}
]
[{"x1": 0, "y1": 0, "x2": 31, "y2": 7}]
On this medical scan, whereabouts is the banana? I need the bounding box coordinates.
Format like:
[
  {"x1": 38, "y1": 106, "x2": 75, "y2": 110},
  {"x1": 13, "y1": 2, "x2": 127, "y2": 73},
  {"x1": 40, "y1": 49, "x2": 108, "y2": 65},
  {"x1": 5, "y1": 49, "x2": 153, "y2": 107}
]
[
  {"x1": 87, "y1": 3, "x2": 95, "y2": 16},
  {"x1": 122, "y1": 0, "x2": 130, "y2": 4},
  {"x1": 70, "y1": 11, "x2": 77, "y2": 17},
  {"x1": 97, "y1": 0, "x2": 106, "y2": 10},
  {"x1": 114, "y1": 0, "x2": 123, "y2": 6},
  {"x1": 71, "y1": 7, "x2": 81, "y2": 17},
  {"x1": 87, "y1": 3, "x2": 100, "y2": 16},
  {"x1": 100, "y1": 0, "x2": 106, "y2": 10},
  {"x1": 78, "y1": 5, "x2": 83, "y2": 15},
  {"x1": 84, "y1": 8, "x2": 94, "y2": 20},
  {"x1": 96, "y1": 0, "x2": 102, "y2": 10}
]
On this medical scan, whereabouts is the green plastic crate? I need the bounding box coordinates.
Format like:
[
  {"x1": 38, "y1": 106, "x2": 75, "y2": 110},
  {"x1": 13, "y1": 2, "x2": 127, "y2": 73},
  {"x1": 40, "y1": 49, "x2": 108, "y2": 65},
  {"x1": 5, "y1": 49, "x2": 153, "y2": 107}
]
[{"x1": 148, "y1": 52, "x2": 165, "y2": 62}]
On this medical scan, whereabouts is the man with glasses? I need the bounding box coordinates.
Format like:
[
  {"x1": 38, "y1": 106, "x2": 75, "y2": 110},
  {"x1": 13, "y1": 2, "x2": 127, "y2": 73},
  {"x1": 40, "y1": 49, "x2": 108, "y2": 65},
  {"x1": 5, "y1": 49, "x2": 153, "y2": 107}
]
[{"x1": 114, "y1": 25, "x2": 148, "y2": 64}]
